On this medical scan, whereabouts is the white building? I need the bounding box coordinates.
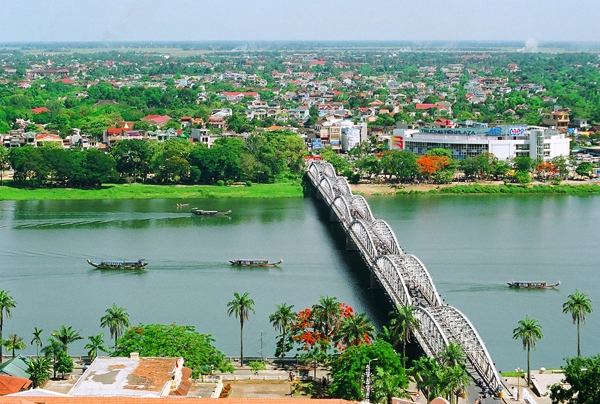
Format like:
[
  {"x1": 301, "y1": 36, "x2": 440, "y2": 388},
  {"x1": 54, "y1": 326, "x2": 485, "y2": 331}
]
[{"x1": 391, "y1": 125, "x2": 570, "y2": 161}]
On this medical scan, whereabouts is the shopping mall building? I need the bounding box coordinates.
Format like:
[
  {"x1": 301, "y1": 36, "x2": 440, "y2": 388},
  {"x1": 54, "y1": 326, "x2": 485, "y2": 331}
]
[{"x1": 390, "y1": 125, "x2": 571, "y2": 160}]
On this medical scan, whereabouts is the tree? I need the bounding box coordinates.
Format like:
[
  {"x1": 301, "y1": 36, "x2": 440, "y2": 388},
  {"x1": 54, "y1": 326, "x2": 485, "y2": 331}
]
[
  {"x1": 441, "y1": 364, "x2": 470, "y2": 404},
  {"x1": 55, "y1": 350, "x2": 74, "y2": 379},
  {"x1": 338, "y1": 312, "x2": 376, "y2": 348},
  {"x1": 372, "y1": 367, "x2": 411, "y2": 404},
  {"x1": 42, "y1": 338, "x2": 63, "y2": 379},
  {"x1": 268, "y1": 303, "x2": 296, "y2": 365},
  {"x1": 0, "y1": 290, "x2": 16, "y2": 363},
  {"x1": 381, "y1": 150, "x2": 418, "y2": 183},
  {"x1": 550, "y1": 354, "x2": 600, "y2": 404},
  {"x1": 227, "y1": 291, "x2": 255, "y2": 367},
  {"x1": 328, "y1": 340, "x2": 407, "y2": 402},
  {"x1": 3, "y1": 333, "x2": 26, "y2": 357},
  {"x1": 562, "y1": 290, "x2": 593, "y2": 357},
  {"x1": 513, "y1": 315, "x2": 543, "y2": 386},
  {"x1": 575, "y1": 162, "x2": 595, "y2": 178},
  {"x1": 0, "y1": 147, "x2": 8, "y2": 186},
  {"x1": 438, "y1": 342, "x2": 466, "y2": 368},
  {"x1": 84, "y1": 333, "x2": 108, "y2": 362},
  {"x1": 115, "y1": 323, "x2": 234, "y2": 377},
  {"x1": 27, "y1": 357, "x2": 52, "y2": 388},
  {"x1": 31, "y1": 327, "x2": 43, "y2": 357},
  {"x1": 410, "y1": 356, "x2": 445, "y2": 401},
  {"x1": 110, "y1": 139, "x2": 153, "y2": 181},
  {"x1": 389, "y1": 304, "x2": 421, "y2": 368},
  {"x1": 52, "y1": 325, "x2": 82, "y2": 354},
  {"x1": 100, "y1": 304, "x2": 131, "y2": 352}
]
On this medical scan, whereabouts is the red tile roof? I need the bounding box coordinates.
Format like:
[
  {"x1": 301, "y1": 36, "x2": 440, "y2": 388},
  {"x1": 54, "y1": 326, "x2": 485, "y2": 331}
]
[
  {"x1": 31, "y1": 107, "x2": 50, "y2": 114},
  {"x1": 0, "y1": 374, "x2": 31, "y2": 395}
]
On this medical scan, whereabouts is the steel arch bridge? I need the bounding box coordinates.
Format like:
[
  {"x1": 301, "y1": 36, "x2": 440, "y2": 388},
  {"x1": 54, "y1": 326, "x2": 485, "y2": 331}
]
[{"x1": 305, "y1": 160, "x2": 503, "y2": 395}]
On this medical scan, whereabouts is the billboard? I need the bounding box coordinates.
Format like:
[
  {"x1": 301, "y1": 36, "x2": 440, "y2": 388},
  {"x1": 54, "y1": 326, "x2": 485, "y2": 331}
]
[
  {"x1": 311, "y1": 139, "x2": 323, "y2": 150},
  {"x1": 391, "y1": 135, "x2": 404, "y2": 150}
]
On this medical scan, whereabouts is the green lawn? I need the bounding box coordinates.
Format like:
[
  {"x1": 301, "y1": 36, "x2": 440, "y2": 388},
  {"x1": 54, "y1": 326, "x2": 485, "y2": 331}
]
[{"x1": 0, "y1": 182, "x2": 304, "y2": 201}]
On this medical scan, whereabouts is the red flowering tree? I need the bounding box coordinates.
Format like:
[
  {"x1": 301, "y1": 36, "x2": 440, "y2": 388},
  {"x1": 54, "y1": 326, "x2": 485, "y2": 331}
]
[{"x1": 417, "y1": 155, "x2": 451, "y2": 179}]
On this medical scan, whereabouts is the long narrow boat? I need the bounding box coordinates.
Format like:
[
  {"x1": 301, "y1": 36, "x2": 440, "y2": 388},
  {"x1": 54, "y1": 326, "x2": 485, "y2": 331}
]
[
  {"x1": 191, "y1": 208, "x2": 232, "y2": 216},
  {"x1": 229, "y1": 258, "x2": 283, "y2": 267},
  {"x1": 87, "y1": 259, "x2": 148, "y2": 270},
  {"x1": 507, "y1": 280, "x2": 561, "y2": 289}
]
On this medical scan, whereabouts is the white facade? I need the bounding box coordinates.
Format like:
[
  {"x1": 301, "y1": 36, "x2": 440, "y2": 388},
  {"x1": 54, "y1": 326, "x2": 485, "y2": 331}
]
[{"x1": 392, "y1": 125, "x2": 570, "y2": 161}]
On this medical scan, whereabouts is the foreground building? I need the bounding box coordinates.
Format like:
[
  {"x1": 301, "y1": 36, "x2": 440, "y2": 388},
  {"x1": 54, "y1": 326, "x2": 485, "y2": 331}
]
[{"x1": 391, "y1": 125, "x2": 570, "y2": 160}]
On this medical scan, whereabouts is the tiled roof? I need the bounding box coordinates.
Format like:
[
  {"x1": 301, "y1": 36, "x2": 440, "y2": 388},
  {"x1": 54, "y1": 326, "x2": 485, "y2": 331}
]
[{"x1": 0, "y1": 374, "x2": 31, "y2": 395}]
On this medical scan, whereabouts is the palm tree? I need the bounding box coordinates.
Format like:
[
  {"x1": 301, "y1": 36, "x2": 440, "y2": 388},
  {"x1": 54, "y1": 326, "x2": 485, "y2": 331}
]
[
  {"x1": 562, "y1": 289, "x2": 593, "y2": 357},
  {"x1": 389, "y1": 304, "x2": 421, "y2": 368},
  {"x1": 372, "y1": 367, "x2": 410, "y2": 404},
  {"x1": 27, "y1": 357, "x2": 52, "y2": 388},
  {"x1": 84, "y1": 334, "x2": 108, "y2": 362},
  {"x1": 100, "y1": 304, "x2": 131, "y2": 351},
  {"x1": 338, "y1": 312, "x2": 376, "y2": 347},
  {"x1": 31, "y1": 327, "x2": 43, "y2": 357},
  {"x1": 227, "y1": 291, "x2": 255, "y2": 367},
  {"x1": 52, "y1": 325, "x2": 82, "y2": 354},
  {"x1": 513, "y1": 315, "x2": 543, "y2": 386},
  {"x1": 42, "y1": 338, "x2": 63, "y2": 379},
  {"x1": 438, "y1": 342, "x2": 466, "y2": 368},
  {"x1": 441, "y1": 364, "x2": 470, "y2": 404},
  {"x1": 0, "y1": 290, "x2": 16, "y2": 363},
  {"x1": 3, "y1": 333, "x2": 26, "y2": 357},
  {"x1": 312, "y1": 295, "x2": 341, "y2": 340},
  {"x1": 268, "y1": 303, "x2": 295, "y2": 366}
]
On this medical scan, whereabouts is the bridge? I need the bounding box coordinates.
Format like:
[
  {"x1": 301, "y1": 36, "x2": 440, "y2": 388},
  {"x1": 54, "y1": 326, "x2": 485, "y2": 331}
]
[{"x1": 307, "y1": 160, "x2": 503, "y2": 396}]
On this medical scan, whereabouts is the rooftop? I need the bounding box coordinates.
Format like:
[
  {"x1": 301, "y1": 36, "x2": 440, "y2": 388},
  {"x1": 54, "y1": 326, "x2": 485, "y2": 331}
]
[{"x1": 68, "y1": 356, "x2": 180, "y2": 397}]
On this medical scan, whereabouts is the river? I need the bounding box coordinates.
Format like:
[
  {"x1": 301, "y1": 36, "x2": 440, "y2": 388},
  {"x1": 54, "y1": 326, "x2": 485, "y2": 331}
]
[{"x1": 0, "y1": 195, "x2": 598, "y2": 372}]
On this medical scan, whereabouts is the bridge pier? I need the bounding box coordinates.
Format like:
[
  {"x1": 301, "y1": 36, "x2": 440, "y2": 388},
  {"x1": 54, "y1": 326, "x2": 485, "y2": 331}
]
[
  {"x1": 346, "y1": 236, "x2": 357, "y2": 251},
  {"x1": 315, "y1": 191, "x2": 323, "y2": 201},
  {"x1": 330, "y1": 209, "x2": 338, "y2": 223},
  {"x1": 369, "y1": 272, "x2": 381, "y2": 289}
]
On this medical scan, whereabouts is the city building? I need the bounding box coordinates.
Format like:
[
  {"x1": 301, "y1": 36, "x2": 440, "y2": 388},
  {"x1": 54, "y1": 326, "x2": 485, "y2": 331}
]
[{"x1": 391, "y1": 125, "x2": 571, "y2": 160}]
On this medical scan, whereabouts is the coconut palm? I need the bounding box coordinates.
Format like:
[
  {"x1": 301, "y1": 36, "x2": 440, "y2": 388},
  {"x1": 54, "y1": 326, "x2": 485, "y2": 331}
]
[
  {"x1": 52, "y1": 325, "x2": 82, "y2": 354},
  {"x1": 338, "y1": 312, "x2": 376, "y2": 347},
  {"x1": 0, "y1": 290, "x2": 16, "y2": 363},
  {"x1": 389, "y1": 304, "x2": 421, "y2": 368},
  {"x1": 31, "y1": 327, "x2": 43, "y2": 357},
  {"x1": 312, "y1": 295, "x2": 341, "y2": 340},
  {"x1": 3, "y1": 333, "x2": 26, "y2": 357},
  {"x1": 268, "y1": 303, "x2": 295, "y2": 365},
  {"x1": 562, "y1": 289, "x2": 593, "y2": 357},
  {"x1": 100, "y1": 304, "x2": 131, "y2": 351},
  {"x1": 513, "y1": 315, "x2": 543, "y2": 386},
  {"x1": 84, "y1": 334, "x2": 108, "y2": 362},
  {"x1": 227, "y1": 291, "x2": 255, "y2": 367},
  {"x1": 27, "y1": 357, "x2": 52, "y2": 388}
]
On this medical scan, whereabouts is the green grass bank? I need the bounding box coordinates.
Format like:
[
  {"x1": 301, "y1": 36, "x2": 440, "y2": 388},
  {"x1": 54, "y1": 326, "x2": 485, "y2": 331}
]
[
  {"x1": 0, "y1": 182, "x2": 304, "y2": 201},
  {"x1": 396, "y1": 183, "x2": 600, "y2": 195}
]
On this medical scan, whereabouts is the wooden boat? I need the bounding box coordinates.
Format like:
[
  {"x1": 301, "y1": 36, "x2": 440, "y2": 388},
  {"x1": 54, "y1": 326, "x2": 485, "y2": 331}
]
[
  {"x1": 229, "y1": 258, "x2": 283, "y2": 267},
  {"x1": 507, "y1": 280, "x2": 561, "y2": 289},
  {"x1": 191, "y1": 208, "x2": 232, "y2": 216},
  {"x1": 87, "y1": 259, "x2": 148, "y2": 270}
]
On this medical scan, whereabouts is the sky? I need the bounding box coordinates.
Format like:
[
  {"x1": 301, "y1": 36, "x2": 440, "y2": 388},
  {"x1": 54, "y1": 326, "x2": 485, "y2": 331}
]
[{"x1": 1, "y1": 0, "x2": 600, "y2": 44}]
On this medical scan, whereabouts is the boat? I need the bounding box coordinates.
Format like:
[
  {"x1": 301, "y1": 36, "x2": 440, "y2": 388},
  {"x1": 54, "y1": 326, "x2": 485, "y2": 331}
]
[
  {"x1": 507, "y1": 280, "x2": 561, "y2": 289},
  {"x1": 191, "y1": 208, "x2": 232, "y2": 216},
  {"x1": 229, "y1": 258, "x2": 283, "y2": 267},
  {"x1": 87, "y1": 259, "x2": 148, "y2": 270}
]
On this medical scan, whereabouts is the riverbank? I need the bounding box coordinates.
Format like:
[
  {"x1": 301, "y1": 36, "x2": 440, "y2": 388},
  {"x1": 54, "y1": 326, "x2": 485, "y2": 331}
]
[
  {"x1": 0, "y1": 182, "x2": 304, "y2": 200},
  {"x1": 350, "y1": 179, "x2": 600, "y2": 195}
]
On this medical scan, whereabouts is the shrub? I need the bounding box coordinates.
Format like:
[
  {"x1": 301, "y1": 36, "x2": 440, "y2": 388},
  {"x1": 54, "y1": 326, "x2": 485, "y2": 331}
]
[
  {"x1": 249, "y1": 361, "x2": 267, "y2": 375},
  {"x1": 246, "y1": 180, "x2": 252, "y2": 187},
  {"x1": 216, "y1": 180, "x2": 225, "y2": 186}
]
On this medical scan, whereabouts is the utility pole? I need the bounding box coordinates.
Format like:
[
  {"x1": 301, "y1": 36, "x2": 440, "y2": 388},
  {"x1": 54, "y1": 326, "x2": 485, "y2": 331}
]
[{"x1": 257, "y1": 330, "x2": 264, "y2": 361}]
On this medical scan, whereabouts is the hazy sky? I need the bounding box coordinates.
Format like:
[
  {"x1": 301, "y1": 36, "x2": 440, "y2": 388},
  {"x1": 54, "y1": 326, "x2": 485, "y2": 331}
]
[{"x1": 1, "y1": 0, "x2": 599, "y2": 43}]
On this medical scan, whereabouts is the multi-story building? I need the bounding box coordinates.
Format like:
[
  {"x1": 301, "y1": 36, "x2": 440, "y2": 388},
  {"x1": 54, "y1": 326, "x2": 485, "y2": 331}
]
[{"x1": 391, "y1": 125, "x2": 570, "y2": 161}]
